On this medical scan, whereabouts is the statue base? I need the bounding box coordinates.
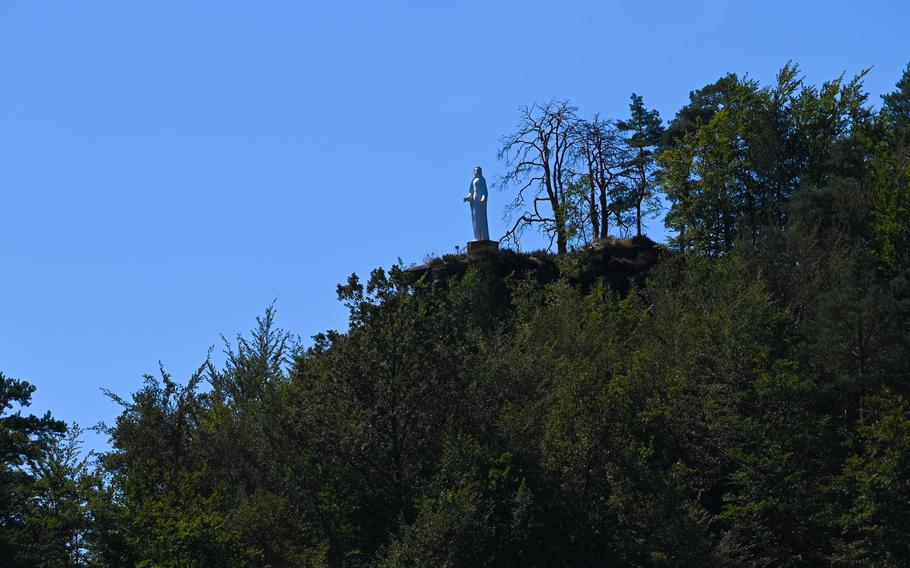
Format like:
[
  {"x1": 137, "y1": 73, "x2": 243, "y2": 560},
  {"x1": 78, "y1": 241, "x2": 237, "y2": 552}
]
[{"x1": 467, "y1": 240, "x2": 499, "y2": 254}]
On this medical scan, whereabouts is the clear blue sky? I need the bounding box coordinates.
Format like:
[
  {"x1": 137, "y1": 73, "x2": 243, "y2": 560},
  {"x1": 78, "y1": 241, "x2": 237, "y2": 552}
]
[{"x1": 2, "y1": 1, "x2": 908, "y2": 450}]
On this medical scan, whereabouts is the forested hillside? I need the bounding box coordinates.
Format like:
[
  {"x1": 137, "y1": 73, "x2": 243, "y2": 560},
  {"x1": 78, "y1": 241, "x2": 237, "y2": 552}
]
[{"x1": 3, "y1": 64, "x2": 910, "y2": 567}]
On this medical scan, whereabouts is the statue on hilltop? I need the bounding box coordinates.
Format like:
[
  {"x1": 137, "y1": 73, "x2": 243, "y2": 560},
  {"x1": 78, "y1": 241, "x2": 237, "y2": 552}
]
[{"x1": 464, "y1": 166, "x2": 490, "y2": 242}]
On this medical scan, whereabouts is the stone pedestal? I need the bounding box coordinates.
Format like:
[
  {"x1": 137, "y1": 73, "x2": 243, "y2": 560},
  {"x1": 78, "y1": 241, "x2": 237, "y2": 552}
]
[{"x1": 467, "y1": 240, "x2": 499, "y2": 254}]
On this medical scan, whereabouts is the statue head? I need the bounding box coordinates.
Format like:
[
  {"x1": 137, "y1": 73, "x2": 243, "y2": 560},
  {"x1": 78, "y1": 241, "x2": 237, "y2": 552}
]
[{"x1": 474, "y1": 166, "x2": 483, "y2": 178}]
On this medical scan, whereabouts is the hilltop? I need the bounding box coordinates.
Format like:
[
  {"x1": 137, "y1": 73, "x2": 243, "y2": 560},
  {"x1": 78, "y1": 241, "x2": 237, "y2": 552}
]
[{"x1": 407, "y1": 237, "x2": 664, "y2": 293}]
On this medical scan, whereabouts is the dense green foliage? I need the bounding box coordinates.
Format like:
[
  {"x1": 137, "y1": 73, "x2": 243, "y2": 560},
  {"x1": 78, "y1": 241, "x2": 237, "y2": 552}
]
[{"x1": 3, "y1": 64, "x2": 910, "y2": 566}]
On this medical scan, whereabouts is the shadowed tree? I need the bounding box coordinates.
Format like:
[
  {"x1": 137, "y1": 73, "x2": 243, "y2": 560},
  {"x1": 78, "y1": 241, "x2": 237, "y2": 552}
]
[
  {"x1": 882, "y1": 62, "x2": 910, "y2": 150},
  {"x1": 0, "y1": 372, "x2": 66, "y2": 567}
]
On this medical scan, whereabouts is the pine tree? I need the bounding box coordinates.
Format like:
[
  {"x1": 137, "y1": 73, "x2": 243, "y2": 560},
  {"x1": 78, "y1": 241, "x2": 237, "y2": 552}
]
[{"x1": 617, "y1": 94, "x2": 664, "y2": 238}]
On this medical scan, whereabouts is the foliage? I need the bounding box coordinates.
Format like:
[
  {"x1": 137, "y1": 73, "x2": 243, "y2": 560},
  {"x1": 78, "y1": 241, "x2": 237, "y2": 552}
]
[{"x1": 0, "y1": 372, "x2": 69, "y2": 567}]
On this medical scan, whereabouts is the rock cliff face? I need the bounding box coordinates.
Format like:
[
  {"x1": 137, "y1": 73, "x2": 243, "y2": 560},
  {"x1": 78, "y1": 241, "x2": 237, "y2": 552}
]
[{"x1": 406, "y1": 237, "x2": 664, "y2": 293}]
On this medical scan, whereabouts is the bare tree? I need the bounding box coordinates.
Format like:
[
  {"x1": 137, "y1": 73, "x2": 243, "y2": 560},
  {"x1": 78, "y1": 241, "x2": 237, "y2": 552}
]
[
  {"x1": 574, "y1": 116, "x2": 630, "y2": 240},
  {"x1": 498, "y1": 101, "x2": 579, "y2": 255}
]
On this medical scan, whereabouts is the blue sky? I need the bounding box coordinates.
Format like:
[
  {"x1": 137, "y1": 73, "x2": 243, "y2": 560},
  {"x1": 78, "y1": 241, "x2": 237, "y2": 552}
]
[{"x1": 2, "y1": 1, "x2": 908, "y2": 450}]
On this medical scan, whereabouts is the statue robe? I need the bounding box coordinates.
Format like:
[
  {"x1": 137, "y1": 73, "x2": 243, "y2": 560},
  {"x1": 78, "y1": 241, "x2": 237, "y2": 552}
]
[{"x1": 466, "y1": 174, "x2": 490, "y2": 241}]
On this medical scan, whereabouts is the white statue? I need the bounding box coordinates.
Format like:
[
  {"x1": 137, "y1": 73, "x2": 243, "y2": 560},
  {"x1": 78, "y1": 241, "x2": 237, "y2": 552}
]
[{"x1": 464, "y1": 166, "x2": 490, "y2": 241}]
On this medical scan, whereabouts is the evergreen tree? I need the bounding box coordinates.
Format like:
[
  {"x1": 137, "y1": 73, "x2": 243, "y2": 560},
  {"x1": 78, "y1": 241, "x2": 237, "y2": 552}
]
[
  {"x1": 882, "y1": 63, "x2": 910, "y2": 149},
  {"x1": 0, "y1": 372, "x2": 66, "y2": 567},
  {"x1": 617, "y1": 93, "x2": 664, "y2": 238}
]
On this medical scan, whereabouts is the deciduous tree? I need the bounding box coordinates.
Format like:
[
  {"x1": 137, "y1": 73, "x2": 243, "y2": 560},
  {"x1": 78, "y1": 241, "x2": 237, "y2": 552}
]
[{"x1": 499, "y1": 101, "x2": 580, "y2": 254}]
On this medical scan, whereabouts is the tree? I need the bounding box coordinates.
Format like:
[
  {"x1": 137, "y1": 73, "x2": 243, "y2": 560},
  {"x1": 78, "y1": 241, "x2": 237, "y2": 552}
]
[
  {"x1": 573, "y1": 116, "x2": 630, "y2": 240},
  {"x1": 20, "y1": 426, "x2": 97, "y2": 568},
  {"x1": 499, "y1": 100, "x2": 580, "y2": 254},
  {"x1": 0, "y1": 372, "x2": 66, "y2": 567},
  {"x1": 617, "y1": 94, "x2": 664, "y2": 238},
  {"x1": 834, "y1": 387, "x2": 910, "y2": 566},
  {"x1": 97, "y1": 366, "x2": 234, "y2": 567},
  {"x1": 659, "y1": 65, "x2": 868, "y2": 255},
  {"x1": 882, "y1": 63, "x2": 910, "y2": 150},
  {"x1": 659, "y1": 76, "x2": 760, "y2": 255}
]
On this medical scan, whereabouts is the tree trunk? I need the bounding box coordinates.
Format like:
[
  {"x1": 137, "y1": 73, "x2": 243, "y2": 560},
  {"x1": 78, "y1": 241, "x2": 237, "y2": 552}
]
[
  {"x1": 555, "y1": 206, "x2": 568, "y2": 254},
  {"x1": 636, "y1": 201, "x2": 642, "y2": 238},
  {"x1": 589, "y1": 182, "x2": 599, "y2": 241}
]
